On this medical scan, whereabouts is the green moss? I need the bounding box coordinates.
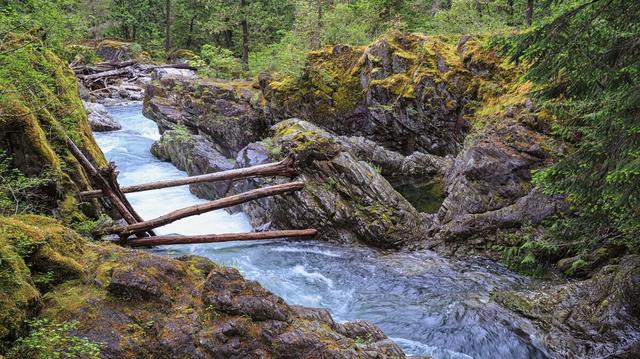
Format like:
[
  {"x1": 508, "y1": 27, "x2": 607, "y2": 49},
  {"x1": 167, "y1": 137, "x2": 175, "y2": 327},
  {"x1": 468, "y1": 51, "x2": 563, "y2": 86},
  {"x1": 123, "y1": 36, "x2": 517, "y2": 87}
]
[
  {"x1": 370, "y1": 73, "x2": 415, "y2": 98},
  {"x1": 0, "y1": 35, "x2": 107, "y2": 224}
]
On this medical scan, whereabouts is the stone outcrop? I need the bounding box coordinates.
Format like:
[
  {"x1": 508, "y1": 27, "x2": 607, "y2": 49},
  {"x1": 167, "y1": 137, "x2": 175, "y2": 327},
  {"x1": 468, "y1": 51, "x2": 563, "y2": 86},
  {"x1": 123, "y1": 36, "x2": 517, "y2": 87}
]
[
  {"x1": 82, "y1": 101, "x2": 122, "y2": 131},
  {"x1": 150, "y1": 128, "x2": 234, "y2": 199},
  {"x1": 0, "y1": 216, "x2": 405, "y2": 358},
  {"x1": 493, "y1": 255, "x2": 640, "y2": 359},
  {"x1": 144, "y1": 75, "x2": 266, "y2": 157},
  {"x1": 233, "y1": 119, "x2": 425, "y2": 248}
]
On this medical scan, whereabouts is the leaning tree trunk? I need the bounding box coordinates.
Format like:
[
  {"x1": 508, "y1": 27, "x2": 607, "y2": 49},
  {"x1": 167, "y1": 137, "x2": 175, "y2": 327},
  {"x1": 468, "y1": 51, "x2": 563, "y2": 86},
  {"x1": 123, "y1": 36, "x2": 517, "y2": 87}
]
[{"x1": 430, "y1": 0, "x2": 439, "y2": 15}]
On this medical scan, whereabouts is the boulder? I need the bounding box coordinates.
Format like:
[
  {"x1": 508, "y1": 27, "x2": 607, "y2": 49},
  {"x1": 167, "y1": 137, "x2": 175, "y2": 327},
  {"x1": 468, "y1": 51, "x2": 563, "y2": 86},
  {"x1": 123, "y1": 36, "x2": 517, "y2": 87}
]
[
  {"x1": 82, "y1": 101, "x2": 121, "y2": 131},
  {"x1": 233, "y1": 119, "x2": 425, "y2": 249},
  {"x1": 151, "y1": 129, "x2": 234, "y2": 199},
  {"x1": 144, "y1": 76, "x2": 266, "y2": 157},
  {"x1": 493, "y1": 255, "x2": 640, "y2": 359}
]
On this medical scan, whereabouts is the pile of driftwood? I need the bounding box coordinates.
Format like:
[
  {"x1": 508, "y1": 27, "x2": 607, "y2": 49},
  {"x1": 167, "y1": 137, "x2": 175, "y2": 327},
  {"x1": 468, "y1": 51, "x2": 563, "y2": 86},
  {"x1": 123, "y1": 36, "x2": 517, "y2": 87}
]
[
  {"x1": 71, "y1": 59, "x2": 196, "y2": 96},
  {"x1": 67, "y1": 138, "x2": 318, "y2": 247}
]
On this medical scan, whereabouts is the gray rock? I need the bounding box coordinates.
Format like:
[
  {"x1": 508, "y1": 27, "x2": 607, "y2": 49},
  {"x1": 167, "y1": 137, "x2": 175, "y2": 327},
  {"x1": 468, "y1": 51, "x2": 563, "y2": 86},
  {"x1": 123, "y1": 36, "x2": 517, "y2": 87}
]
[
  {"x1": 82, "y1": 101, "x2": 121, "y2": 131},
  {"x1": 151, "y1": 130, "x2": 234, "y2": 199},
  {"x1": 494, "y1": 255, "x2": 640, "y2": 359},
  {"x1": 234, "y1": 119, "x2": 424, "y2": 249},
  {"x1": 151, "y1": 68, "x2": 196, "y2": 81}
]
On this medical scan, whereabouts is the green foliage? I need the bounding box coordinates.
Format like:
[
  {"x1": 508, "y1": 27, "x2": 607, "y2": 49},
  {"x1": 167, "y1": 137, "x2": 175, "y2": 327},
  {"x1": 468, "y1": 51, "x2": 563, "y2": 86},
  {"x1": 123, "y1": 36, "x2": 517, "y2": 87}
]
[
  {"x1": 497, "y1": 224, "x2": 558, "y2": 276},
  {"x1": 6, "y1": 319, "x2": 101, "y2": 359},
  {"x1": 189, "y1": 44, "x2": 241, "y2": 79},
  {"x1": 512, "y1": 0, "x2": 640, "y2": 255},
  {"x1": 0, "y1": 156, "x2": 54, "y2": 216}
]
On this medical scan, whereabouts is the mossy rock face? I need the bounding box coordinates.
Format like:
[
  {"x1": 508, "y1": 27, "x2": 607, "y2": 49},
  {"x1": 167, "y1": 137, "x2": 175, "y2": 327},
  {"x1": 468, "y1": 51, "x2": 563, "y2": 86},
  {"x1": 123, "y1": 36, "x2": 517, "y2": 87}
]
[
  {"x1": 264, "y1": 32, "x2": 518, "y2": 157},
  {"x1": 233, "y1": 119, "x2": 424, "y2": 249},
  {"x1": 0, "y1": 215, "x2": 88, "y2": 350},
  {"x1": 0, "y1": 35, "x2": 107, "y2": 222},
  {"x1": 96, "y1": 40, "x2": 133, "y2": 62},
  {"x1": 0, "y1": 215, "x2": 405, "y2": 358}
]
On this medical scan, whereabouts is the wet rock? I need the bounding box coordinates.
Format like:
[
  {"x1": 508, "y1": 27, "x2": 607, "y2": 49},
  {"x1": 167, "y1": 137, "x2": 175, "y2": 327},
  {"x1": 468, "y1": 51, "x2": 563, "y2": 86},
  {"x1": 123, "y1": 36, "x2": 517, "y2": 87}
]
[
  {"x1": 0, "y1": 222, "x2": 405, "y2": 359},
  {"x1": 96, "y1": 40, "x2": 133, "y2": 62},
  {"x1": 234, "y1": 119, "x2": 424, "y2": 249},
  {"x1": 83, "y1": 101, "x2": 121, "y2": 131},
  {"x1": 494, "y1": 255, "x2": 640, "y2": 359},
  {"x1": 151, "y1": 129, "x2": 234, "y2": 198},
  {"x1": 144, "y1": 75, "x2": 267, "y2": 157}
]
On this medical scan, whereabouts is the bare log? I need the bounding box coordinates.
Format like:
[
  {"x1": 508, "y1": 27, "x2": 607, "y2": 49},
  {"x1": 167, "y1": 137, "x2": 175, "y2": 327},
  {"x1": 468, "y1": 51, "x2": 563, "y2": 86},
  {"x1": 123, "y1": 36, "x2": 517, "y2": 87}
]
[
  {"x1": 66, "y1": 138, "x2": 138, "y2": 226},
  {"x1": 124, "y1": 229, "x2": 318, "y2": 247},
  {"x1": 79, "y1": 67, "x2": 134, "y2": 81},
  {"x1": 101, "y1": 181, "x2": 304, "y2": 237},
  {"x1": 78, "y1": 156, "x2": 297, "y2": 200},
  {"x1": 101, "y1": 165, "x2": 156, "y2": 237},
  {"x1": 152, "y1": 63, "x2": 198, "y2": 71}
]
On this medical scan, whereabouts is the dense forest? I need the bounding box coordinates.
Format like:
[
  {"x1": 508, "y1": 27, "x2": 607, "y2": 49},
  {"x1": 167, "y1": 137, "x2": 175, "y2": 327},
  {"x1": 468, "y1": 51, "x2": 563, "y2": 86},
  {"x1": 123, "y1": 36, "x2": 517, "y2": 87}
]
[{"x1": 0, "y1": 0, "x2": 639, "y2": 358}]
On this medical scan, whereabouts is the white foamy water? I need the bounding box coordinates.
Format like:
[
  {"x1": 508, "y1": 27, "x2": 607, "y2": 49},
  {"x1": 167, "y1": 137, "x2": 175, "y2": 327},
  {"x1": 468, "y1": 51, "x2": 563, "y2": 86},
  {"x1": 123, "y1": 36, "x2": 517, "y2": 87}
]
[{"x1": 94, "y1": 103, "x2": 551, "y2": 359}]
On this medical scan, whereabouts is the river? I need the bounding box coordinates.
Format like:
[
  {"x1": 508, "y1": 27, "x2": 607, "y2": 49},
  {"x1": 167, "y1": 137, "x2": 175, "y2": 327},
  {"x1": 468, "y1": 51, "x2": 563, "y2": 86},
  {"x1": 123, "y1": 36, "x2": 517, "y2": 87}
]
[{"x1": 93, "y1": 103, "x2": 551, "y2": 359}]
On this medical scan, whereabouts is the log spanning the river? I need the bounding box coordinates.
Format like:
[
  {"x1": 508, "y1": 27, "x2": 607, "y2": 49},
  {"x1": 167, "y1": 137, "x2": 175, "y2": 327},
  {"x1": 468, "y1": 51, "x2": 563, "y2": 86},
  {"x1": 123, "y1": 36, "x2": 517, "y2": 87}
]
[
  {"x1": 124, "y1": 229, "x2": 318, "y2": 247},
  {"x1": 100, "y1": 181, "x2": 305, "y2": 237},
  {"x1": 78, "y1": 156, "x2": 297, "y2": 200}
]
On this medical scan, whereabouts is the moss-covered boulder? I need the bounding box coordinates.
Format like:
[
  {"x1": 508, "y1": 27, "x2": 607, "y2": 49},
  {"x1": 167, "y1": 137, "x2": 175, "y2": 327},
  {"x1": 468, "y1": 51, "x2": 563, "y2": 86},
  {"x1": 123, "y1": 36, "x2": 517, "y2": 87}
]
[
  {"x1": 0, "y1": 34, "x2": 107, "y2": 222},
  {"x1": 144, "y1": 75, "x2": 266, "y2": 157},
  {"x1": 0, "y1": 216, "x2": 406, "y2": 358}
]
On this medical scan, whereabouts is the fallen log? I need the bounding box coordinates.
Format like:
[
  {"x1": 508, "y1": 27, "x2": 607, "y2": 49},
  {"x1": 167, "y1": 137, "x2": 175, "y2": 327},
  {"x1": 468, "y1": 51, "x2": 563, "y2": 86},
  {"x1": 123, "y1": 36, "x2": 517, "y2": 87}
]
[
  {"x1": 78, "y1": 156, "x2": 297, "y2": 200},
  {"x1": 79, "y1": 66, "x2": 134, "y2": 81},
  {"x1": 100, "y1": 181, "x2": 305, "y2": 237},
  {"x1": 124, "y1": 229, "x2": 318, "y2": 247},
  {"x1": 66, "y1": 138, "x2": 139, "y2": 227},
  {"x1": 152, "y1": 63, "x2": 198, "y2": 71}
]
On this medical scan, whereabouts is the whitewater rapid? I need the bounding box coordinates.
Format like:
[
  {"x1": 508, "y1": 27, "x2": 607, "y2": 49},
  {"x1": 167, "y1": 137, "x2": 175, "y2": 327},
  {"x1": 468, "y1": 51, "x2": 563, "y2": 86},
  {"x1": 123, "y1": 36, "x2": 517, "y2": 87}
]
[{"x1": 94, "y1": 103, "x2": 550, "y2": 359}]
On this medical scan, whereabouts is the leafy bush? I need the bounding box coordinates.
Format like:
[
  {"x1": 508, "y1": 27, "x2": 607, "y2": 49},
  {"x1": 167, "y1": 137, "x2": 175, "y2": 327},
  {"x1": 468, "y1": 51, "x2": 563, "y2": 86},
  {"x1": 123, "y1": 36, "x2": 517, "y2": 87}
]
[
  {"x1": 7, "y1": 319, "x2": 101, "y2": 359},
  {"x1": 189, "y1": 44, "x2": 242, "y2": 79}
]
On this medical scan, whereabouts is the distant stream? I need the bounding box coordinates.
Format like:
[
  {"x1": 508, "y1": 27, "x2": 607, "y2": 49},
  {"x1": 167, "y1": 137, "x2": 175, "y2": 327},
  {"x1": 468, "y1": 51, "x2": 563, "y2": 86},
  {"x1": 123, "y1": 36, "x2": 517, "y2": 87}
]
[{"x1": 94, "y1": 103, "x2": 551, "y2": 359}]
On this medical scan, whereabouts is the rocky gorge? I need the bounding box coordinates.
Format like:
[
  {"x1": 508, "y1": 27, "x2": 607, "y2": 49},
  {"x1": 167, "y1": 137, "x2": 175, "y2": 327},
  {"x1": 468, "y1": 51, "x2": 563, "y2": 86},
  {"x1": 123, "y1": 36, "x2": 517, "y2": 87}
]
[{"x1": 142, "y1": 32, "x2": 640, "y2": 358}]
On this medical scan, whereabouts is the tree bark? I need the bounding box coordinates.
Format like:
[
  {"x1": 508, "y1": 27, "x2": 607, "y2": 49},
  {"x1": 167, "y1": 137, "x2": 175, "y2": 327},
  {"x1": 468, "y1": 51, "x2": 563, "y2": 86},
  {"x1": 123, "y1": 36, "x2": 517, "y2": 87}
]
[
  {"x1": 165, "y1": 0, "x2": 172, "y2": 55},
  {"x1": 186, "y1": 14, "x2": 197, "y2": 48},
  {"x1": 430, "y1": 0, "x2": 439, "y2": 16},
  {"x1": 476, "y1": 0, "x2": 482, "y2": 15},
  {"x1": 240, "y1": 0, "x2": 249, "y2": 71},
  {"x1": 66, "y1": 139, "x2": 137, "y2": 226},
  {"x1": 78, "y1": 156, "x2": 297, "y2": 200},
  {"x1": 507, "y1": 0, "x2": 514, "y2": 15},
  {"x1": 525, "y1": 0, "x2": 534, "y2": 25},
  {"x1": 124, "y1": 229, "x2": 318, "y2": 247},
  {"x1": 101, "y1": 182, "x2": 305, "y2": 237}
]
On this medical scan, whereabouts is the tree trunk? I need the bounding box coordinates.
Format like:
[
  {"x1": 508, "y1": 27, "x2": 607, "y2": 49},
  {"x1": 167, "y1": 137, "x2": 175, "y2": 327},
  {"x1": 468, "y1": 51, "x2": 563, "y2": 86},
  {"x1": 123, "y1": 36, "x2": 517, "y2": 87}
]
[
  {"x1": 507, "y1": 0, "x2": 514, "y2": 15},
  {"x1": 186, "y1": 14, "x2": 197, "y2": 48},
  {"x1": 240, "y1": 0, "x2": 249, "y2": 71},
  {"x1": 311, "y1": 0, "x2": 323, "y2": 48},
  {"x1": 430, "y1": 0, "x2": 439, "y2": 16},
  {"x1": 476, "y1": 0, "x2": 482, "y2": 15},
  {"x1": 165, "y1": 0, "x2": 172, "y2": 55},
  {"x1": 525, "y1": 0, "x2": 534, "y2": 25},
  {"x1": 101, "y1": 182, "x2": 305, "y2": 237},
  {"x1": 78, "y1": 156, "x2": 297, "y2": 200},
  {"x1": 125, "y1": 229, "x2": 318, "y2": 247}
]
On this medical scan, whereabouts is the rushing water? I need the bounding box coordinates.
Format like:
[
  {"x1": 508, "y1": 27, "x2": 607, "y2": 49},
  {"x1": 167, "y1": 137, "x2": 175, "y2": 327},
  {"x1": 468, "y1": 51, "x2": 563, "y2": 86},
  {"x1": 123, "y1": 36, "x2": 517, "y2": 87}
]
[{"x1": 94, "y1": 104, "x2": 551, "y2": 359}]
